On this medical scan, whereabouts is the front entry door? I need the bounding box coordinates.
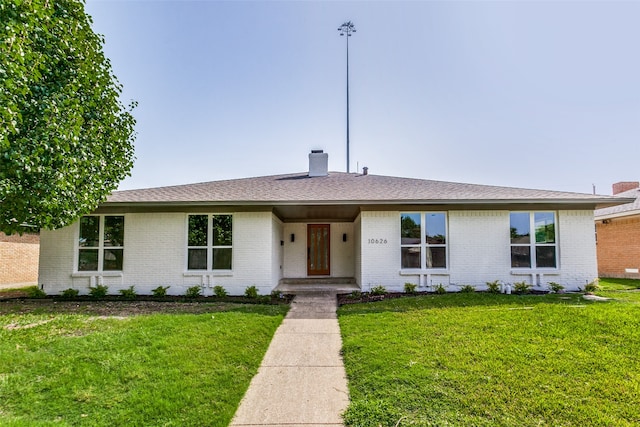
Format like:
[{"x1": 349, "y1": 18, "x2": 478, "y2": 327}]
[{"x1": 307, "y1": 224, "x2": 330, "y2": 275}]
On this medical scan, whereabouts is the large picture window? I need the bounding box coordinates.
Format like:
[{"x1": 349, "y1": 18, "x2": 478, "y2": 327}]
[
  {"x1": 510, "y1": 212, "x2": 557, "y2": 268},
  {"x1": 401, "y1": 212, "x2": 447, "y2": 269},
  {"x1": 187, "y1": 214, "x2": 233, "y2": 270},
  {"x1": 78, "y1": 216, "x2": 124, "y2": 271}
]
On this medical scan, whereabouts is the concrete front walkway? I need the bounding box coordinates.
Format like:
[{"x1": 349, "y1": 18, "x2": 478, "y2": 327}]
[{"x1": 230, "y1": 291, "x2": 349, "y2": 427}]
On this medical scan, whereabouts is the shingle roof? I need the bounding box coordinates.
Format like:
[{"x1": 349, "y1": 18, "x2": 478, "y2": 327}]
[
  {"x1": 105, "y1": 172, "x2": 626, "y2": 207},
  {"x1": 594, "y1": 187, "x2": 640, "y2": 218}
]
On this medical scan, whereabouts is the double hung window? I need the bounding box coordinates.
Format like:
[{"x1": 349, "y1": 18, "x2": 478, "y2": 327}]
[
  {"x1": 187, "y1": 214, "x2": 233, "y2": 270},
  {"x1": 400, "y1": 212, "x2": 447, "y2": 269},
  {"x1": 510, "y1": 212, "x2": 557, "y2": 268},
  {"x1": 78, "y1": 216, "x2": 124, "y2": 271}
]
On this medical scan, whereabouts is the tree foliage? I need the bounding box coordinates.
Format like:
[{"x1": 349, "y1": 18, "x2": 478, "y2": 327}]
[{"x1": 0, "y1": 0, "x2": 136, "y2": 234}]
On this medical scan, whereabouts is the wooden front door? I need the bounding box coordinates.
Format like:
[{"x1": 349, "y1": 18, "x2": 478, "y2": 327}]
[{"x1": 307, "y1": 224, "x2": 330, "y2": 276}]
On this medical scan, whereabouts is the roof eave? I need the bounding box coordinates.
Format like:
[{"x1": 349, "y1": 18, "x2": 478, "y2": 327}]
[{"x1": 100, "y1": 197, "x2": 625, "y2": 208}]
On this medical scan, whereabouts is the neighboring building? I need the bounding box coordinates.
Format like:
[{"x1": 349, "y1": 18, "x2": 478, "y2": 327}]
[
  {"x1": 1, "y1": 231, "x2": 40, "y2": 285},
  {"x1": 594, "y1": 181, "x2": 640, "y2": 279},
  {"x1": 39, "y1": 151, "x2": 628, "y2": 295}
]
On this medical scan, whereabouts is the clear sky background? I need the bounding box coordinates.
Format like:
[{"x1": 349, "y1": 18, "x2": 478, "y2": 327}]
[{"x1": 85, "y1": 0, "x2": 639, "y2": 195}]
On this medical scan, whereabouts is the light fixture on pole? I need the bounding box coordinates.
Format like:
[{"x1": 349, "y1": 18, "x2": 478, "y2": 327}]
[{"x1": 338, "y1": 21, "x2": 356, "y2": 173}]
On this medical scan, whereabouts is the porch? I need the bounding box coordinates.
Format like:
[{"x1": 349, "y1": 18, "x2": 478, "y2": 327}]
[{"x1": 275, "y1": 277, "x2": 359, "y2": 294}]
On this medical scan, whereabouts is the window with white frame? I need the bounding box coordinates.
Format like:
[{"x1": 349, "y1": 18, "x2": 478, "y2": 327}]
[
  {"x1": 400, "y1": 212, "x2": 447, "y2": 269},
  {"x1": 187, "y1": 214, "x2": 232, "y2": 270},
  {"x1": 510, "y1": 212, "x2": 557, "y2": 268},
  {"x1": 78, "y1": 215, "x2": 124, "y2": 271}
]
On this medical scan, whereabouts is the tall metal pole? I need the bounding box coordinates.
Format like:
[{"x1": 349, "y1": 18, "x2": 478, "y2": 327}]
[{"x1": 338, "y1": 21, "x2": 356, "y2": 173}]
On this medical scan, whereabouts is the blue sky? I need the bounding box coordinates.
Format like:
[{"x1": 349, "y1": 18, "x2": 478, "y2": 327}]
[{"x1": 85, "y1": 0, "x2": 640, "y2": 195}]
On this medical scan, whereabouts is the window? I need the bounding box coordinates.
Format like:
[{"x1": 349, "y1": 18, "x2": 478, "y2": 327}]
[
  {"x1": 510, "y1": 212, "x2": 557, "y2": 268},
  {"x1": 400, "y1": 212, "x2": 447, "y2": 269},
  {"x1": 187, "y1": 214, "x2": 232, "y2": 270},
  {"x1": 78, "y1": 216, "x2": 124, "y2": 271}
]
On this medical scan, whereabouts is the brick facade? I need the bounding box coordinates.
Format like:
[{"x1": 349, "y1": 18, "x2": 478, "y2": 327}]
[
  {"x1": 39, "y1": 209, "x2": 599, "y2": 295},
  {"x1": 596, "y1": 215, "x2": 640, "y2": 278},
  {"x1": 0, "y1": 232, "x2": 40, "y2": 285}
]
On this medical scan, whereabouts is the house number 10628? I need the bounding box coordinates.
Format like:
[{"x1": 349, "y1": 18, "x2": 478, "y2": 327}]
[{"x1": 368, "y1": 238, "x2": 388, "y2": 244}]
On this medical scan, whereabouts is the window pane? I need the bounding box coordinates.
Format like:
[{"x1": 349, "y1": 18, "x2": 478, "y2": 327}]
[
  {"x1": 426, "y1": 213, "x2": 446, "y2": 244},
  {"x1": 510, "y1": 213, "x2": 530, "y2": 244},
  {"x1": 535, "y1": 212, "x2": 555, "y2": 244},
  {"x1": 511, "y1": 246, "x2": 531, "y2": 268},
  {"x1": 188, "y1": 215, "x2": 208, "y2": 246},
  {"x1": 213, "y1": 248, "x2": 232, "y2": 270},
  {"x1": 188, "y1": 248, "x2": 207, "y2": 269},
  {"x1": 79, "y1": 216, "x2": 99, "y2": 247},
  {"x1": 401, "y1": 213, "x2": 421, "y2": 244},
  {"x1": 536, "y1": 246, "x2": 556, "y2": 268},
  {"x1": 401, "y1": 247, "x2": 421, "y2": 268},
  {"x1": 78, "y1": 249, "x2": 98, "y2": 271},
  {"x1": 213, "y1": 215, "x2": 232, "y2": 246},
  {"x1": 103, "y1": 249, "x2": 123, "y2": 271},
  {"x1": 426, "y1": 247, "x2": 446, "y2": 268},
  {"x1": 104, "y1": 216, "x2": 124, "y2": 247}
]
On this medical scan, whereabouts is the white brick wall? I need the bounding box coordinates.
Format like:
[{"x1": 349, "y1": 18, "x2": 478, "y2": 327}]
[
  {"x1": 39, "y1": 209, "x2": 597, "y2": 295},
  {"x1": 39, "y1": 211, "x2": 278, "y2": 296},
  {"x1": 359, "y1": 210, "x2": 597, "y2": 292},
  {"x1": 558, "y1": 210, "x2": 598, "y2": 288},
  {"x1": 354, "y1": 214, "x2": 362, "y2": 286}
]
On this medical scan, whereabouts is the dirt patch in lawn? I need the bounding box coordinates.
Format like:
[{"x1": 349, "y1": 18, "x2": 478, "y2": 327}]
[{"x1": 0, "y1": 298, "x2": 291, "y2": 316}]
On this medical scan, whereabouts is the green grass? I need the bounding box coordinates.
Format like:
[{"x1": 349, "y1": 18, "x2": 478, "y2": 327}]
[
  {"x1": 0, "y1": 304, "x2": 287, "y2": 426},
  {"x1": 338, "y1": 291, "x2": 640, "y2": 426}
]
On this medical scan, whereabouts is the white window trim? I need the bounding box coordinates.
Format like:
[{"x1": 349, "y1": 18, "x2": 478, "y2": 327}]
[
  {"x1": 185, "y1": 214, "x2": 234, "y2": 273},
  {"x1": 400, "y1": 212, "x2": 449, "y2": 271},
  {"x1": 510, "y1": 211, "x2": 559, "y2": 270},
  {"x1": 74, "y1": 215, "x2": 125, "y2": 273}
]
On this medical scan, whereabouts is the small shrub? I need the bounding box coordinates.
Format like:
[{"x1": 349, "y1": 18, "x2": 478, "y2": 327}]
[
  {"x1": 185, "y1": 286, "x2": 202, "y2": 298},
  {"x1": 486, "y1": 280, "x2": 501, "y2": 294},
  {"x1": 119, "y1": 286, "x2": 137, "y2": 300},
  {"x1": 270, "y1": 289, "x2": 283, "y2": 299},
  {"x1": 26, "y1": 286, "x2": 46, "y2": 298},
  {"x1": 213, "y1": 285, "x2": 228, "y2": 298},
  {"x1": 370, "y1": 285, "x2": 387, "y2": 296},
  {"x1": 585, "y1": 279, "x2": 600, "y2": 293},
  {"x1": 244, "y1": 285, "x2": 259, "y2": 299},
  {"x1": 88, "y1": 284, "x2": 109, "y2": 298},
  {"x1": 152, "y1": 285, "x2": 170, "y2": 297},
  {"x1": 548, "y1": 282, "x2": 565, "y2": 293},
  {"x1": 348, "y1": 290, "x2": 362, "y2": 299},
  {"x1": 404, "y1": 282, "x2": 418, "y2": 294},
  {"x1": 434, "y1": 283, "x2": 447, "y2": 294},
  {"x1": 460, "y1": 284, "x2": 475, "y2": 293},
  {"x1": 61, "y1": 288, "x2": 80, "y2": 299},
  {"x1": 513, "y1": 281, "x2": 532, "y2": 295}
]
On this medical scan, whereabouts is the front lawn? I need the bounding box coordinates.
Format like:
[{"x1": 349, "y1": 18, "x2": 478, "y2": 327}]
[
  {"x1": 0, "y1": 302, "x2": 287, "y2": 426},
  {"x1": 338, "y1": 286, "x2": 640, "y2": 426}
]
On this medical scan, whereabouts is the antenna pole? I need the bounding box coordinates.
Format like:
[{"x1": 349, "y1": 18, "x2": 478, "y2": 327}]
[{"x1": 338, "y1": 21, "x2": 356, "y2": 173}]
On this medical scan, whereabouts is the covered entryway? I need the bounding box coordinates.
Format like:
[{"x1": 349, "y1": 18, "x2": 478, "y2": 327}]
[{"x1": 307, "y1": 224, "x2": 330, "y2": 275}]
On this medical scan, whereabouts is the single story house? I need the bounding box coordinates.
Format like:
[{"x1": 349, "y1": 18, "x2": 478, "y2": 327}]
[
  {"x1": 594, "y1": 181, "x2": 640, "y2": 279},
  {"x1": 39, "y1": 151, "x2": 629, "y2": 295}
]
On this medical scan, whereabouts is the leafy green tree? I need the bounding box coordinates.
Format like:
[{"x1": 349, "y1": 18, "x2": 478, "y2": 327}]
[{"x1": 0, "y1": 0, "x2": 136, "y2": 234}]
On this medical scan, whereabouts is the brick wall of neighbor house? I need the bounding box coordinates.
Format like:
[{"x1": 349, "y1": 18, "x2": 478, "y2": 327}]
[
  {"x1": 0, "y1": 232, "x2": 40, "y2": 284},
  {"x1": 596, "y1": 215, "x2": 640, "y2": 278},
  {"x1": 359, "y1": 210, "x2": 598, "y2": 292},
  {"x1": 39, "y1": 211, "x2": 278, "y2": 296}
]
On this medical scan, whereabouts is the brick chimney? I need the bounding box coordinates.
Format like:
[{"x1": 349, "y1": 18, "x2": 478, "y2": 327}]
[
  {"x1": 612, "y1": 181, "x2": 640, "y2": 195},
  {"x1": 308, "y1": 150, "x2": 328, "y2": 177}
]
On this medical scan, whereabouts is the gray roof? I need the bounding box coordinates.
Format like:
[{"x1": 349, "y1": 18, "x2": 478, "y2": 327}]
[
  {"x1": 106, "y1": 172, "x2": 626, "y2": 208},
  {"x1": 594, "y1": 187, "x2": 640, "y2": 219}
]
